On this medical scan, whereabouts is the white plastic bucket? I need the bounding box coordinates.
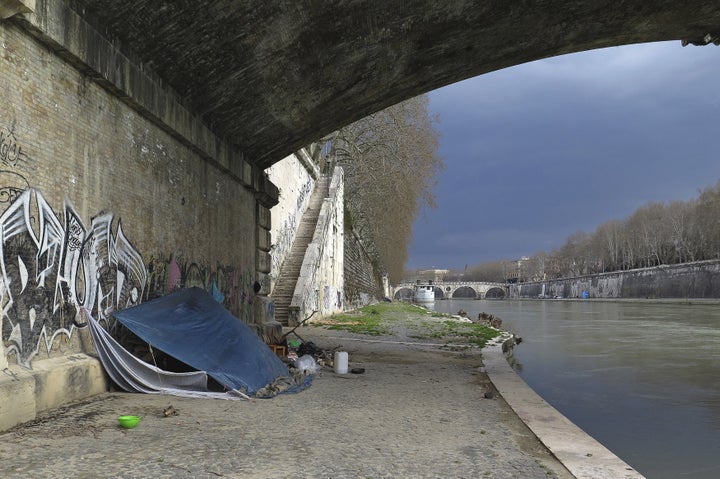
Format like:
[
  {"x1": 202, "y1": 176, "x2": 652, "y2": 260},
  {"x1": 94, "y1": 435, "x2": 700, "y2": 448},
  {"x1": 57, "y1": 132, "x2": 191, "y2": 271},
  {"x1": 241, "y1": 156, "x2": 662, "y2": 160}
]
[{"x1": 334, "y1": 351, "x2": 348, "y2": 374}]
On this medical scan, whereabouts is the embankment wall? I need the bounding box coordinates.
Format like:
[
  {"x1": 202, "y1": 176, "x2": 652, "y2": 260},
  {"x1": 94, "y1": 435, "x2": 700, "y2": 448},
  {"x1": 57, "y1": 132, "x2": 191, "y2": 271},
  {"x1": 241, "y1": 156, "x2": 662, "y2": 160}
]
[
  {"x1": 344, "y1": 227, "x2": 383, "y2": 308},
  {"x1": 509, "y1": 260, "x2": 720, "y2": 299}
]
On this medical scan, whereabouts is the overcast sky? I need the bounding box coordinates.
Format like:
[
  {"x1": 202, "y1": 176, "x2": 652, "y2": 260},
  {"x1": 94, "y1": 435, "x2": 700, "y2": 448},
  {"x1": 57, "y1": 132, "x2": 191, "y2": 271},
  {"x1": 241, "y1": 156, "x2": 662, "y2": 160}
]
[{"x1": 407, "y1": 41, "x2": 720, "y2": 271}]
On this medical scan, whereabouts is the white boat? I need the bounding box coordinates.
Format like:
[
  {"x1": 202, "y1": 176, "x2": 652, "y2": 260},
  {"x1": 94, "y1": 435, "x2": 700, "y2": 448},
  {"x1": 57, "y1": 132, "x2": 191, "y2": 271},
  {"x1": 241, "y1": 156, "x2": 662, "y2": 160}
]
[{"x1": 414, "y1": 281, "x2": 435, "y2": 303}]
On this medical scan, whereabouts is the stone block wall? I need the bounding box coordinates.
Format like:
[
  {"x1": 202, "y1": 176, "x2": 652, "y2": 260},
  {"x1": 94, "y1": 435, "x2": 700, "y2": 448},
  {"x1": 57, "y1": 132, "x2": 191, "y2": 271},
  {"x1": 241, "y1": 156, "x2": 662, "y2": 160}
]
[
  {"x1": 510, "y1": 260, "x2": 720, "y2": 299},
  {"x1": 0, "y1": 19, "x2": 259, "y2": 368},
  {"x1": 344, "y1": 227, "x2": 383, "y2": 308}
]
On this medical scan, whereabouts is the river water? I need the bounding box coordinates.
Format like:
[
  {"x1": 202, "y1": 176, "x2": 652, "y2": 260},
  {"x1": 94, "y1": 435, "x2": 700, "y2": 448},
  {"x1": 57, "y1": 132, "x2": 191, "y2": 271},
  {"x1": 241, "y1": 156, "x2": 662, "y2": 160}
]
[{"x1": 431, "y1": 299, "x2": 720, "y2": 479}]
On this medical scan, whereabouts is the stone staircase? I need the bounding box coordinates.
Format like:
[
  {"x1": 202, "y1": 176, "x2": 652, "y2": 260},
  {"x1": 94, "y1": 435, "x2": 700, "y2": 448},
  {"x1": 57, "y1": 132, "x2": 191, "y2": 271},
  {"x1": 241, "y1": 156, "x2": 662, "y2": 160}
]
[{"x1": 271, "y1": 175, "x2": 330, "y2": 325}]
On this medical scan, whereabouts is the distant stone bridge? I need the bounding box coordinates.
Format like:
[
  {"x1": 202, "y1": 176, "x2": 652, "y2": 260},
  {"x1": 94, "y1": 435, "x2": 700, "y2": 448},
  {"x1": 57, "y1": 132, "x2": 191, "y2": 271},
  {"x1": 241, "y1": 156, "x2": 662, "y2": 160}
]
[{"x1": 393, "y1": 281, "x2": 508, "y2": 300}]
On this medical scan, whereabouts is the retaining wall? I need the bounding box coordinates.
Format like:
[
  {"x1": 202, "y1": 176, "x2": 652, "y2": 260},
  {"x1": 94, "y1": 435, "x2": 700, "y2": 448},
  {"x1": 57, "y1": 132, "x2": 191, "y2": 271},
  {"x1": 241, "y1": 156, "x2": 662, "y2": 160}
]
[
  {"x1": 510, "y1": 260, "x2": 720, "y2": 299},
  {"x1": 266, "y1": 149, "x2": 320, "y2": 295},
  {"x1": 344, "y1": 227, "x2": 383, "y2": 308},
  {"x1": 289, "y1": 167, "x2": 345, "y2": 323}
]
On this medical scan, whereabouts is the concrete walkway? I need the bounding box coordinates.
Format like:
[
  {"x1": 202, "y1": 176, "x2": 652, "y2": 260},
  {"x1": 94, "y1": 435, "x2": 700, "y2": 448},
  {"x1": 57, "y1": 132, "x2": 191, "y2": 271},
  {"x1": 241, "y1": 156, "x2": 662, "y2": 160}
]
[{"x1": 0, "y1": 326, "x2": 574, "y2": 479}]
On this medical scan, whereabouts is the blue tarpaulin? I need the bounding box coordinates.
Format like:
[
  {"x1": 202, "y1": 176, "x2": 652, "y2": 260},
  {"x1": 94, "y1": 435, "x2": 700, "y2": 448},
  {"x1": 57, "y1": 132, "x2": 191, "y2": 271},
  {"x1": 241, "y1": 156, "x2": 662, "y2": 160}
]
[{"x1": 112, "y1": 287, "x2": 290, "y2": 395}]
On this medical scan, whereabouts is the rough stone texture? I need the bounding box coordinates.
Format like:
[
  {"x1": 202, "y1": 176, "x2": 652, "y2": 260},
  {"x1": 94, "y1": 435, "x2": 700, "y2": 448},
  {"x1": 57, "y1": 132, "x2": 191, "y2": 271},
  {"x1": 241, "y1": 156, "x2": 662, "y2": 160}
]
[
  {"x1": 344, "y1": 226, "x2": 383, "y2": 307},
  {"x1": 0, "y1": 0, "x2": 33, "y2": 19},
  {"x1": 0, "y1": 354, "x2": 107, "y2": 431},
  {"x1": 15, "y1": 0, "x2": 720, "y2": 168},
  {"x1": 510, "y1": 260, "x2": 720, "y2": 299}
]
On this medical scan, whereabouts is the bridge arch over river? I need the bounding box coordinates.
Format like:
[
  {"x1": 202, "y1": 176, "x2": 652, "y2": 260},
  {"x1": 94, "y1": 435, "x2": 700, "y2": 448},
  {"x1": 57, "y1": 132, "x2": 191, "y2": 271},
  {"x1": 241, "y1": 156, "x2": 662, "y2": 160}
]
[
  {"x1": 394, "y1": 282, "x2": 507, "y2": 301},
  {"x1": 11, "y1": 1, "x2": 718, "y2": 170}
]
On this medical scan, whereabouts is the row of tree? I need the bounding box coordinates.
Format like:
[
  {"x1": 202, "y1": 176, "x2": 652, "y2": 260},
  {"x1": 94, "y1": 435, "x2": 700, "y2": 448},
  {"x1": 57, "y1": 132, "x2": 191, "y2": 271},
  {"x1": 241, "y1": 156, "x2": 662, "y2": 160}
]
[
  {"x1": 443, "y1": 180, "x2": 720, "y2": 283},
  {"x1": 325, "y1": 95, "x2": 443, "y2": 283}
]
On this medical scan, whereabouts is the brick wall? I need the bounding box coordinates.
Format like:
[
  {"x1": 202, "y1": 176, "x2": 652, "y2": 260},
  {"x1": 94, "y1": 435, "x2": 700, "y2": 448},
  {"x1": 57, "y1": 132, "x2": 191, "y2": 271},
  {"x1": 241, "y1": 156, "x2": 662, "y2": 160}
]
[{"x1": 0, "y1": 21, "x2": 258, "y2": 367}]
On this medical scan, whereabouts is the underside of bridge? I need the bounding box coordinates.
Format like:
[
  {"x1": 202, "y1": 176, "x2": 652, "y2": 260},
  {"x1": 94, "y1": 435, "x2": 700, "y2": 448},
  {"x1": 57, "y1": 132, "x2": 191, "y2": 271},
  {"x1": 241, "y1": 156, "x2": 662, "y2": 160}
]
[{"x1": 22, "y1": 0, "x2": 720, "y2": 169}]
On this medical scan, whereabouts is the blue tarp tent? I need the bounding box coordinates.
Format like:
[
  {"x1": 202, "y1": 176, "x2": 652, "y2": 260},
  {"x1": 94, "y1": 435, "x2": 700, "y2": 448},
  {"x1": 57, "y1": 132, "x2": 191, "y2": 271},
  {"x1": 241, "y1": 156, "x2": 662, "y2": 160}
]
[{"x1": 112, "y1": 287, "x2": 290, "y2": 395}]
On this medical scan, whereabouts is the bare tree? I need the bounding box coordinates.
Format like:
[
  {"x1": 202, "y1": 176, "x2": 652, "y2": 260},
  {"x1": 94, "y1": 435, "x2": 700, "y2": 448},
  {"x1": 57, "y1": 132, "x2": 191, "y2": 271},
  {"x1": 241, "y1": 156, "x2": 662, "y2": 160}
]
[
  {"x1": 694, "y1": 180, "x2": 720, "y2": 260},
  {"x1": 328, "y1": 95, "x2": 443, "y2": 283},
  {"x1": 666, "y1": 200, "x2": 697, "y2": 263},
  {"x1": 456, "y1": 178, "x2": 720, "y2": 280}
]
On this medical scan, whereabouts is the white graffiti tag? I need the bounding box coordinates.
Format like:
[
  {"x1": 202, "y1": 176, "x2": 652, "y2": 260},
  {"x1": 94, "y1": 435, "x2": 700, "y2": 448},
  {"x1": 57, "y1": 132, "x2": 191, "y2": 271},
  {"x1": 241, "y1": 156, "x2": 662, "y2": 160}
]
[{"x1": 0, "y1": 189, "x2": 146, "y2": 367}]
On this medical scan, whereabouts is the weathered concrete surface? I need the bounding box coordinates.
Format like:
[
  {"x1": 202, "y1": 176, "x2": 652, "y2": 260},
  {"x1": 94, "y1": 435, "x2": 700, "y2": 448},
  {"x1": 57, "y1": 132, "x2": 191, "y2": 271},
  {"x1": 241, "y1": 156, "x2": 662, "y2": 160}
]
[
  {"x1": 0, "y1": 0, "x2": 33, "y2": 19},
  {"x1": 9, "y1": 1, "x2": 720, "y2": 168},
  {"x1": 0, "y1": 354, "x2": 107, "y2": 432},
  {"x1": 483, "y1": 339, "x2": 645, "y2": 479}
]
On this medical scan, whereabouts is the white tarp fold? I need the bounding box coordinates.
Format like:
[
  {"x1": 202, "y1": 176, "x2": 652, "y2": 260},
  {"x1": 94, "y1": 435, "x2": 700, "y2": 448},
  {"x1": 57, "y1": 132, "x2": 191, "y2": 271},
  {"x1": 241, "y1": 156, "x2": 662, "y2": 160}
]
[{"x1": 85, "y1": 309, "x2": 249, "y2": 400}]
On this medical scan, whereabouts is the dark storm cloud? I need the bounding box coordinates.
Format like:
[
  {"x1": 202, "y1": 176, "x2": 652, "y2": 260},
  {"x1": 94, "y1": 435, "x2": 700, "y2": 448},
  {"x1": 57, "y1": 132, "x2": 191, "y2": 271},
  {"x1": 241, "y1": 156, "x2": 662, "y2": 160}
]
[{"x1": 408, "y1": 42, "x2": 720, "y2": 270}]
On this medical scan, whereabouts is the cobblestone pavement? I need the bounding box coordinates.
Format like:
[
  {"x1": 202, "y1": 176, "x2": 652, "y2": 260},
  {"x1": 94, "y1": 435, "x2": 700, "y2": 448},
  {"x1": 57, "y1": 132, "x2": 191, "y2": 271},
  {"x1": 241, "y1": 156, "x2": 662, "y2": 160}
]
[{"x1": 0, "y1": 326, "x2": 573, "y2": 479}]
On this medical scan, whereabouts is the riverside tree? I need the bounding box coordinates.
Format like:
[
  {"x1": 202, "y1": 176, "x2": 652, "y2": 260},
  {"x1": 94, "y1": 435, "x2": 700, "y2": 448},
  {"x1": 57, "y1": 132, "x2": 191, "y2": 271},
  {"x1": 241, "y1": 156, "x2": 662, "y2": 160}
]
[
  {"x1": 326, "y1": 95, "x2": 443, "y2": 283},
  {"x1": 453, "y1": 178, "x2": 720, "y2": 281}
]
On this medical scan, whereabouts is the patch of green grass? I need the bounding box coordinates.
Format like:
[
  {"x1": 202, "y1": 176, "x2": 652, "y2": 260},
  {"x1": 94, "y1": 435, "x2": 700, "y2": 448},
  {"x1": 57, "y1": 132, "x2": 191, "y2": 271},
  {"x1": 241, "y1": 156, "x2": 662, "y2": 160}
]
[
  {"x1": 407, "y1": 319, "x2": 500, "y2": 347},
  {"x1": 326, "y1": 311, "x2": 387, "y2": 335},
  {"x1": 322, "y1": 302, "x2": 501, "y2": 347},
  {"x1": 438, "y1": 320, "x2": 500, "y2": 346},
  {"x1": 325, "y1": 302, "x2": 417, "y2": 335}
]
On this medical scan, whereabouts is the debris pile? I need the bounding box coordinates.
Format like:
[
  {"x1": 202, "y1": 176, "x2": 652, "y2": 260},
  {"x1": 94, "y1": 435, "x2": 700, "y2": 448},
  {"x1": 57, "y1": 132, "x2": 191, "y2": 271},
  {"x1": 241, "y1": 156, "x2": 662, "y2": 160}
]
[
  {"x1": 286, "y1": 340, "x2": 336, "y2": 373},
  {"x1": 475, "y1": 312, "x2": 502, "y2": 329}
]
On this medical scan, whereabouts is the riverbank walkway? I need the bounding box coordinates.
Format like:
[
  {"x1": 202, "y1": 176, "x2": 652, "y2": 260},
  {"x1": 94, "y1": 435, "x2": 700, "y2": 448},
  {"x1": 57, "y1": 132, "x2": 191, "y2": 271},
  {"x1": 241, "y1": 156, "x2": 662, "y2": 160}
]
[{"x1": 0, "y1": 320, "x2": 642, "y2": 478}]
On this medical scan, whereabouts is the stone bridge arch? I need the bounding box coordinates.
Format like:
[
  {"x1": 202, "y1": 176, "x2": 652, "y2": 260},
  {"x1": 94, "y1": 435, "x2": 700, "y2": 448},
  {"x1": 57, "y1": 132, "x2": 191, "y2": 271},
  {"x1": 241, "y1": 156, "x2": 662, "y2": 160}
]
[
  {"x1": 394, "y1": 287, "x2": 414, "y2": 301},
  {"x1": 394, "y1": 282, "x2": 507, "y2": 300},
  {"x1": 37, "y1": 1, "x2": 720, "y2": 168},
  {"x1": 485, "y1": 287, "x2": 506, "y2": 299},
  {"x1": 452, "y1": 286, "x2": 478, "y2": 299}
]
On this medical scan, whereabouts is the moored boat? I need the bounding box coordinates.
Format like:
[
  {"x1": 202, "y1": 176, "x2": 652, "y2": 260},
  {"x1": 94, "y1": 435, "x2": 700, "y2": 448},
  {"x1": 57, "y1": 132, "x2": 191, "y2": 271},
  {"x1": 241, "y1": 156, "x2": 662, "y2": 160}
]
[{"x1": 414, "y1": 280, "x2": 435, "y2": 304}]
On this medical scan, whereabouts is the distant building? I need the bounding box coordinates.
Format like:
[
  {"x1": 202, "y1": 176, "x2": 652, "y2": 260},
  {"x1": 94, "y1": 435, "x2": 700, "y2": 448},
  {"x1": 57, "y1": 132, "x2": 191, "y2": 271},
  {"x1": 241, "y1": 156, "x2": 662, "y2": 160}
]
[{"x1": 415, "y1": 269, "x2": 450, "y2": 283}]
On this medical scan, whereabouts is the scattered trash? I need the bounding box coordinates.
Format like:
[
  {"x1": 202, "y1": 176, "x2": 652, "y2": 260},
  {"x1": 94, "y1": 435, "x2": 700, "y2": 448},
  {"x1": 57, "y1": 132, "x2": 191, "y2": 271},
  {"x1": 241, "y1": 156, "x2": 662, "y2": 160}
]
[
  {"x1": 284, "y1": 337, "x2": 364, "y2": 379},
  {"x1": 297, "y1": 341, "x2": 323, "y2": 357},
  {"x1": 294, "y1": 354, "x2": 320, "y2": 373},
  {"x1": 163, "y1": 405, "x2": 179, "y2": 417},
  {"x1": 334, "y1": 351, "x2": 349, "y2": 374},
  {"x1": 118, "y1": 415, "x2": 142, "y2": 429}
]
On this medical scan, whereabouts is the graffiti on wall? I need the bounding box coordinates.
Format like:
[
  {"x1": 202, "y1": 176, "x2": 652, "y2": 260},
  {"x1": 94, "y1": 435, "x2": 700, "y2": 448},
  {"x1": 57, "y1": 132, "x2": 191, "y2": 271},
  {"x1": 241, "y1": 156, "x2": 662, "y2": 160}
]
[
  {"x1": 0, "y1": 127, "x2": 29, "y2": 169},
  {"x1": 0, "y1": 125, "x2": 255, "y2": 367},
  {"x1": 0, "y1": 188, "x2": 146, "y2": 367},
  {"x1": 144, "y1": 254, "x2": 256, "y2": 323},
  {"x1": 270, "y1": 176, "x2": 314, "y2": 279}
]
